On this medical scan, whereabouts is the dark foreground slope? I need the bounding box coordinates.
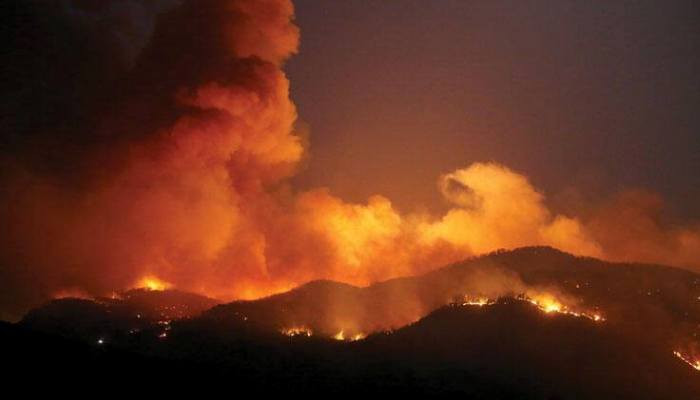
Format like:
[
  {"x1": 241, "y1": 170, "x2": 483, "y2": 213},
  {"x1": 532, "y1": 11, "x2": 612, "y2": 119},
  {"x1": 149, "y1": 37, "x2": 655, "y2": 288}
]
[
  {"x1": 13, "y1": 247, "x2": 700, "y2": 397},
  {"x1": 3, "y1": 300, "x2": 699, "y2": 398},
  {"x1": 20, "y1": 288, "x2": 218, "y2": 341}
]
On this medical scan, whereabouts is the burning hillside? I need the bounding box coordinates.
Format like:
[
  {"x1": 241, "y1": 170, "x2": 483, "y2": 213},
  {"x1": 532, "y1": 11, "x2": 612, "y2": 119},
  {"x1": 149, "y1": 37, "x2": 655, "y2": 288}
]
[
  {"x1": 2, "y1": 1, "x2": 700, "y2": 396},
  {"x1": 19, "y1": 247, "x2": 700, "y2": 379},
  {"x1": 6, "y1": 291, "x2": 700, "y2": 397},
  {"x1": 2, "y1": 0, "x2": 700, "y2": 323}
]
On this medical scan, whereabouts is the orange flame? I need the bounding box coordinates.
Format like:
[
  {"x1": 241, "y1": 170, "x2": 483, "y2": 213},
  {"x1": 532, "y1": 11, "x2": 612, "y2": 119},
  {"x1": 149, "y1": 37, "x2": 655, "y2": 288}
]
[
  {"x1": 281, "y1": 326, "x2": 313, "y2": 337},
  {"x1": 134, "y1": 276, "x2": 172, "y2": 291},
  {"x1": 673, "y1": 350, "x2": 700, "y2": 372},
  {"x1": 460, "y1": 293, "x2": 604, "y2": 322},
  {"x1": 332, "y1": 330, "x2": 366, "y2": 342}
]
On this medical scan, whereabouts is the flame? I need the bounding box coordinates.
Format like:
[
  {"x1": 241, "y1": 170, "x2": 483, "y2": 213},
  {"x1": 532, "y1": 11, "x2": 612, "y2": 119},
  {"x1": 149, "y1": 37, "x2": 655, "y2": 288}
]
[
  {"x1": 350, "y1": 333, "x2": 367, "y2": 341},
  {"x1": 525, "y1": 294, "x2": 604, "y2": 322},
  {"x1": 281, "y1": 326, "x2": 313, "y2": 337},
  {"x1": 461, "y1": 297, "x2": 494, "y2": 307},
  {"x1": 460, "y1": 294, "x2": 604, "y2": 322},
  {"x1": 673, "y1": 350, "x2": 700, "y2": 372},
  {"x1": 134, "y1": 276, "x2": 172, "y2": 291},
  {"x1": 526, "y1": 295, "x2": 563, "y2": 314},
  {"x1": 331, "y1": 330, "x2": 366, "y2": 341}
]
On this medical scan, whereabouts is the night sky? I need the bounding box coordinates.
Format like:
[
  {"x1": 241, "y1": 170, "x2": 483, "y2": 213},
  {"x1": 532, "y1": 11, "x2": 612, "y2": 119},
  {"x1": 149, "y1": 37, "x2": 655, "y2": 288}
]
[{"x1": 287, "y1": 0, "x2": 700, "y2": 218}]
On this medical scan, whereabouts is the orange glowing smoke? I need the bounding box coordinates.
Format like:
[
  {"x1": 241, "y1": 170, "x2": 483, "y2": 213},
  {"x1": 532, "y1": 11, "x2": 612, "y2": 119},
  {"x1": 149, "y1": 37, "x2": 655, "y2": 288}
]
[
  {"x1": 52, "y1": 288, "x2": 92, "y2": 300},
  {"x1": 288, "y1": 163, "x2": 605, "y2": 289}
]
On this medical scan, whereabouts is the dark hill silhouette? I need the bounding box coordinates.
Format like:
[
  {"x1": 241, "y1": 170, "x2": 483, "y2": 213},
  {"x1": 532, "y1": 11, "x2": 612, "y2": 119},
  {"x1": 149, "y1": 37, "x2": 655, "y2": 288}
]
[
  {"x1": 21, "y1": 288, "x2": 218, "y2": 342},
  {"x1": 357, "y1": 300, "x2": 700, "y2": 398},
  {"x1": 4, "y1": 300, "x2": 700, "y2": 398}
]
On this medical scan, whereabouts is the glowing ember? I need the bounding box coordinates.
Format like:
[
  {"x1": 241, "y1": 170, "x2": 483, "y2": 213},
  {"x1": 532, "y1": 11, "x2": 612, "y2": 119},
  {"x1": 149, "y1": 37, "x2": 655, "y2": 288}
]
[
  {"x1": 461, "y1": 297, "x2": 494, "y2": 307},
  {"x1": 527, "y1": 297, "x2": 563, "y2": 313},
  {"x1": 281, "y1": 326, "x2": 313, "y2": 337},
  {"x1": 460, "y1": 294, "x2": 604, "y2": 322},
  {"x1": 332, "y1": 330, "x2": 366, "y2": 341},
  {"x1": 673, "y1": 351, "x2": 700, "y2": 372},
  {"x1": 135, "y1": 276, "x2": 172, "y2": 291},
  {"x1": 523, "y1": 294, "x2": 605, "y2": 322}
]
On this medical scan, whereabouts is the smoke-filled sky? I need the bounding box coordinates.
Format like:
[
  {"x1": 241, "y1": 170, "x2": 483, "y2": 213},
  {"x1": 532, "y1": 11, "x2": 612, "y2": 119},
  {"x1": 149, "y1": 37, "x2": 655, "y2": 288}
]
[
  {"x1": 1, "y1": 0, "x2": 699, "y2": 321},
  {"x1": 288, "y1": 0, "x2": 700, "y2": 218}
]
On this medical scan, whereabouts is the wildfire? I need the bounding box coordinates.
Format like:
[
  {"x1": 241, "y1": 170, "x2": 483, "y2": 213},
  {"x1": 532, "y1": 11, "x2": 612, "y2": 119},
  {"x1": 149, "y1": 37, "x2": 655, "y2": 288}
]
[
  {"x1": 5, "y1": 0, "x2": 700, "y2": 336},
  {"x1": 459, "y1": 294, "x2": 604, "y2": 322},
  {"x1": 461, "y1": 297, "x2": 495, "y2": 307},
  {"x1": 135, "y1": 276, "x2": 172, "y2": 291},
  {"x1": 673, "y1": 350, "x2": 700, "y2": 372},
  {"x1": 281, "y1": 326, "x2": 313, "y2": 337},
  {"x1": 332, "y1": 330, "x2": 366, "y2": 341},
  {"x1": 523, "y1": 294, "x2": 605, "y2": 322}
]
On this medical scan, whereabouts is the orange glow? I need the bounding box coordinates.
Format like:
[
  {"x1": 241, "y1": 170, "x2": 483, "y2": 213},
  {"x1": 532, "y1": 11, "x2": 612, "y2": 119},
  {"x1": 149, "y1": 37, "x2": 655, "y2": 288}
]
[
  {"x1": 673, "y1": 350, "x2": 700, "y2": 372},
  {"x1": 524, "y1": 294, "x2": 605, "y2": 322},
  {"x1": 460, "y1": 293, "x2": 604, "y2": 323},
  {"x1": 281, "y1": 326, "x2": 313, "y2": 337},
  {"x1": 332, "y1": 330, "x2": 366, "y2": 341},
  {"x1": 461, "y1": 297, "x2": 494, "y2": 307},
  {"x1": 526, "y1": 294, "x2": 564, "y2": 314},
  {"x1": 52, "y1": 288, "x2": 92, "y2": 300},
  {"x1": 418, "y1": 163, "x2": 602, "y2": 257},
  {"x1": 134, "y1": 276, "x2": 172, "y2": 291}
]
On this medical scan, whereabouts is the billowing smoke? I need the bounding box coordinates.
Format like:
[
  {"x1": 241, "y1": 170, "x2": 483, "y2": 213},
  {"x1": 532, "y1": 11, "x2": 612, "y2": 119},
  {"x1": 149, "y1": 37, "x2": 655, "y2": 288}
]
[
  {"x1": 1, "y1": 0, "x2": 304, "y2": 319},
  {"x1": 1, "y1": 0, "x2": 699, "y2": 321}
]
